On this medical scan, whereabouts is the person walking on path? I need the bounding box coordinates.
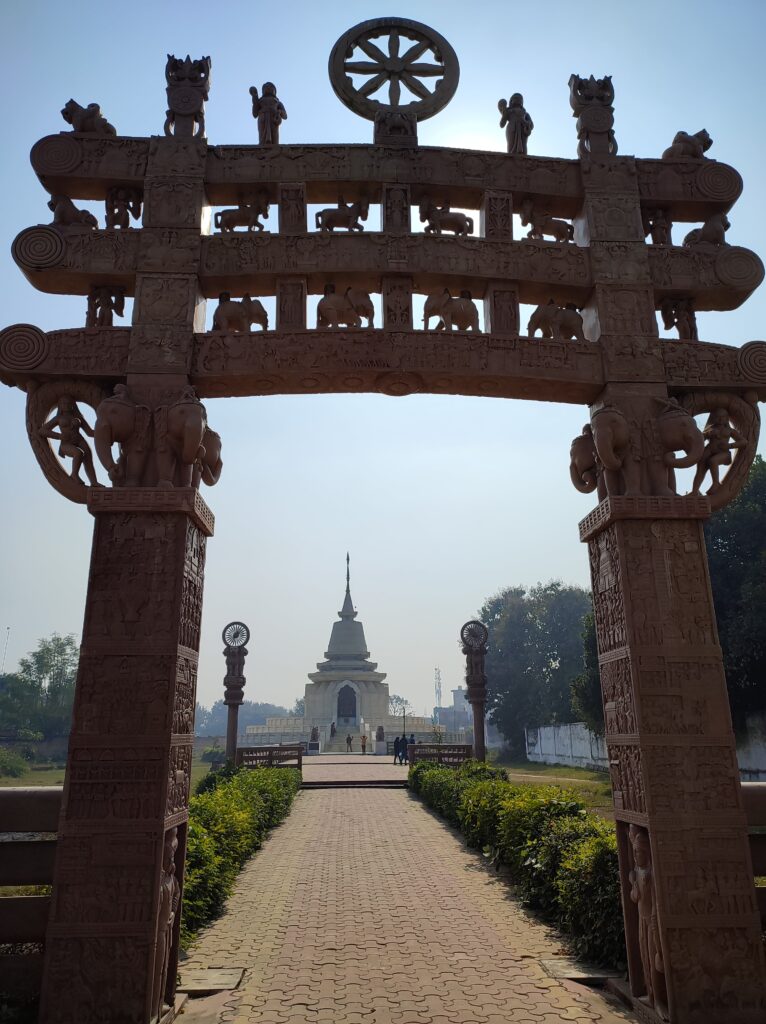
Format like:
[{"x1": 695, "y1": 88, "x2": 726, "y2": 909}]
[
  {"x1": 393, "y1": 735, "x2": 401, "y2": 764},
  {"x1": 399, "y1": 735, "x2": 409, "y2": 765},
  {"x1": 346, "y1": 734, "x2": 353, "y2": 752},
  {"x1": 409, "y1": 733, "x2": 416, "y2": 748},
  {"x1": 360, "y1": 734, "x2": 367, "y2": 755}
]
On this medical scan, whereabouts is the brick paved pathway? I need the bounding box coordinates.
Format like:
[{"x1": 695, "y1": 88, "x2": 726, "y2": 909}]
[
  {"x1": 183, "y1": 789, "x2": 635, "y2": 1024},
  {"x1": 302, "y1": 754, "x2": 409, "y2": 784}
]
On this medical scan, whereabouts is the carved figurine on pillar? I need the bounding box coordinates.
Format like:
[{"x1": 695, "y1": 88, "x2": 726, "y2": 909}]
[
  {"x1": 661, "y1": 297, "x2": 698, "y2": 341},
  {"x1": 569, "y1": 74, "x2": 617, "y2": 158},
  {"x1": 39, "y1": 395, "x2": 101, "y2": 488},
  {"x1": 691, "y1": 408, "x2": 748, "y2": 496},
  {"x1": 520, "y1": 199, "x2": 573, "y2": 242},
  {"x1": 86, "y1": 286, "x2": 125, "y2": 328},
  {"x1": 460, "y1": 620, "x2": 488, "y2": 762},
  {"x1": 643, "y1": 208, "x2": 673, "y2": 246},
  {"x1": 222, "y1": 621, "x2": 250, "y2": 761},
  {"x1": 105, "y1": 187, "x2": 142, "y2": 229},
  {"x1": 250, "y1": 82, "x2": 287, "y2": 145},
  {"x1": 164, "y1": 54, "x2": 211, "y2": 138},
  {"x1": 150, "y1": 827, "x2": 181, "y2": 1023},
  {"x1": 48, "y1": 195, "x2": 98, "y2": 231},
  {"x1": 498, "y1": 93, "x2": 533, "y2": 154},
  {"x1": 628, "y1": 825, "x2": 668, "y2": 1018}
]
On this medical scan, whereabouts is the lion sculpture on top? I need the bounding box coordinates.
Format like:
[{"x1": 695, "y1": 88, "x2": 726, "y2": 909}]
[
  {"x1": 662, "y1": 129, "x2": 712, "y2": 160},
  {"x1": 61, "y1": 99, "x2": 116, "y2": 136}
]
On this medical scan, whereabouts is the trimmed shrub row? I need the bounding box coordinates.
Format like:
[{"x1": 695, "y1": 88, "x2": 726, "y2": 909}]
[
  {"x1": 409, "y1": 761, "x2": 624, "y2": 966},
  {"x1": 181, "y1": 766, "x2": 301, "y2": 945}
]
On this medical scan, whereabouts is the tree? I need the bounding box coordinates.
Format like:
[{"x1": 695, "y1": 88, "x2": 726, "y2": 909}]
[
  {"x1": 479, "y1": 582, "x2": 591, "y2": 757},
  {"x1": 388, "y1": 694, "x2": 411, "y2": 716},
  {"x1": 194, "y1": 700, "x2": 289, "y2": 736},
  {"x1": 704, "y1": 455, "x2": 766, "y2": 728},
  {"x1": 0, "y1": 633, "x2": 79, "y2": 740},
  {"x1": 570, "y1": 613, "x2": 603, "y2": 734},
  {"x1": 292, "y1": 697, "x2": 305, "y2": 717}
]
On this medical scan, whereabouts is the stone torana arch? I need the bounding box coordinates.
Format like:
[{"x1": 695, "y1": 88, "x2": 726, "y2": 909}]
[{"x1": 1, "y1": 17, "x2": 765, "y2": 1024}]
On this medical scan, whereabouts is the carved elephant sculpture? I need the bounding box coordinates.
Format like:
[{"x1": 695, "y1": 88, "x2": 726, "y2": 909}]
[
  {"x1": 157, "y1": 391, "x2": 209, "y2": 487},
  {"x1": 423, "y1": 289, "x2": 480, "y2": 331},
  {"x1": 212, "y1": 294, "x2": 269, "y2": 332},
  {"x1": 569, "y1": 425, "x2": 605, "y2": 500},
  {"x1": 527, "y1": 301, "x2": 585, "y2": 341},
  {"x1": 94, "y1": 385, "x2": 152, "y2": 486},
  {"x1": 316, "y1": 287, "x2": 374, "y2": 328},
  {"x1": 192, "y1": 427, "x2": 223, "y2": 488},
  {"x1": 591, "y1": 401, "x2": 705, "y2": 497}
]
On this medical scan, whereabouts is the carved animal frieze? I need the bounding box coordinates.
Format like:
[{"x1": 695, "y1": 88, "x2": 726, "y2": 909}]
[
  {"x1": 662, "y1": 129, "x2": 712, "y2": 160},
  {"x1": 316, "y1": 286, "x2": 374, "y2": 328},
  {"x1": 423, "y1": 289, "x2": 480, "y2": 331},
  {"x1": 212, "y1": 293, "x2": 268, "y2": 332},
  {"x1": 315, "y1": 199, "x2": 369, "y2": 233},
  {"x1": 683, "y1": 212, "x2": 730, "y2": 248},
  {"x1": 419, "y1": 198, "x2": 473, "y2": 236},
  {"x1": 527, "y1": 300, "x2": 585, "y2": 341},
  {"x1": 214, "y1": 195, "x2": 270, "y2": 233},
  {"x1": 61, "y1": 99, "x2": 116, "y2": 135},
  {"x1": 520, "y1": 199, "x2": 572, "y2": 243}
]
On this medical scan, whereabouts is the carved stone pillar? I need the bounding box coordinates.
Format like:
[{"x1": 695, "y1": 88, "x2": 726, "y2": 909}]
[
  {"x1": 382, "y1": 184, "x2": 411, "y2": 234},
  {"x1": 582, "y1": 497, "x2": 766, "y2": 1023},
  {"x1": 480, "y1": 190, "x2": 513, "y2": 241},
  {"x1": 39, "y1": 488, "x2": 213, "y2": 1024},
  {"x1": 382, "y1": 275, "x2": 413, "y2": 330},
  {"x1": 277, "y1": 277, "x2": 307, "y2": 330},
  {"x1": 278, "y1": 182, "x2": 307, "y2": 234},
  {"x1": 483, "y1": 281, "x2": 519, "y2": 336}
]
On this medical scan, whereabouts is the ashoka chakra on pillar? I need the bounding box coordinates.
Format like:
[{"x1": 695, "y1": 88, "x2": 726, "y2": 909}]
[
  {"x1": 12, "y1": 227, "x2": 66, "y2": 270},
  {"x1": 0, "y1": 324, "x2": 48, "y2": 370},
  {"x1": 737, "y1": 341, "x2": 766, "y2": 384},
  {"x1": 715, "y1": 246, "x2": 765, "y2": 290},
  {"x1": 30, "y1": 134, "x2": 81, "y2": 176}
]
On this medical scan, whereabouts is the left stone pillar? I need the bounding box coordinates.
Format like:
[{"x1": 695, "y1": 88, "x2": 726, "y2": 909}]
[{"x1": 39, "y1": 488, "x2": 214, "y2": 1024}]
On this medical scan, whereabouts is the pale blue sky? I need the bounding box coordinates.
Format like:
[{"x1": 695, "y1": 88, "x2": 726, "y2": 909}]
[{"x1": 1, "y1": 0, "x2": 765, "y2": 716}]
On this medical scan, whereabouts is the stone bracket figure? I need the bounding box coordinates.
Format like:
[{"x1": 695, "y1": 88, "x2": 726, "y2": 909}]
[
  {"x1": 250, "y1": 82, "x2": 287, "y2": 145},
  {"x1": 419, "y1": 199, "x2": 473, "y2": 236},
  {"x1": 498, "y1": 93, "x2": 533, "y2": 155},
  {"x1": 26, "y1": 380, "x2": 108, "y2": 503},
  {"x1": 680, "y1": 390, "x2": 760, "y2": 509},
  {"x1": 628, "y1": 825, "x2": 668, "y2": 1017},
  {"x1": 151, "y1": 827, "x2": 181, "y2": 1023}
]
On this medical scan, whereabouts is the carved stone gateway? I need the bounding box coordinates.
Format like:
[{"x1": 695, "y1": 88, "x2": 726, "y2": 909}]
[{"x1": 2, "y1": 15, "x2": 765, "y2": 1024}]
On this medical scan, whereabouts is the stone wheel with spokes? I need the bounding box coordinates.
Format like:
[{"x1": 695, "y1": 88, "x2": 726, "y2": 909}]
[{"x1": 329, "y1": 17, "x2": 459, "y2": 122}]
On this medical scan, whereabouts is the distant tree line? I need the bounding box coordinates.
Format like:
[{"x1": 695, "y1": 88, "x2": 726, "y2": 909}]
[
  {"x1": 0, "y1": 633, "x2": 79, "y2": 740},
  {"x1": 194, "y1": 699, "x2": 289, "y2": 736},
  {"x1": 482, "y1": 456, "x2": 766, "y2": 755}
]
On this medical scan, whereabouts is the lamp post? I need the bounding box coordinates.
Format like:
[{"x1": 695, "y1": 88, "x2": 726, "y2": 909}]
[
  {"x1": 222, "y1": 621, "x2": 250, "y2": 761},
  {"x1": 460, "y1": 620, "x2": 488, "y2": 762}
]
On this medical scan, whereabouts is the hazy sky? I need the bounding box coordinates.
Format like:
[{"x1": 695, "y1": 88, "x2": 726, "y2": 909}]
[{"x1": 1, "y1": 0, "x2": 765, "y2": 717}]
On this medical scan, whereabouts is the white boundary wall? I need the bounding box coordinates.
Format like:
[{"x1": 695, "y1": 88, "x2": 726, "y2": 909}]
[{"x1": 525, "y1": 715, "x2": 766, "y2": 780}]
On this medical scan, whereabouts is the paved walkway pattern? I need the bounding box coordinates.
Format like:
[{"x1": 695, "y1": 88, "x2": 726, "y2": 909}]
[
  {"x1": 302, "y1": 754, "x2": 409, "y2": 784},
  {"x1": 183, "y1": 788, "x2": 635, "y2": 1024}
]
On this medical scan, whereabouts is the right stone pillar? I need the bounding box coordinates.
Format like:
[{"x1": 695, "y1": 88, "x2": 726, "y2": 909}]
[{"x1": 581, "y1": 495, "x2": 766, "y2": 1023}]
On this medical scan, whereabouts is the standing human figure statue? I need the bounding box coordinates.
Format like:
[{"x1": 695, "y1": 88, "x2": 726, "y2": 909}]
[
  {"x1": 250, "y1": 82, "x2": 287, "y2": 145},
  {"x1": 40, "y1": 396, "x2": 100, "y2": 487},
  {"x1": 151, "y1": 828, "x2": 181, "y2": 1022},
  {"x1": 628, "y1": 825, "x2": 667, "y2": 1016},
  {"x1": 498, "y1": 93, "x2": 534, "y2": 155},
  {"x1": 691, "y1": 408, "x2": 747, "y2": 495}
]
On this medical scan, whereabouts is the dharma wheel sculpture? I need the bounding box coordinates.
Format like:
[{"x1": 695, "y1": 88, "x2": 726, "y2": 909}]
[{"x1": 1, "y1": 14, "x2": 765, "y2": 1024}]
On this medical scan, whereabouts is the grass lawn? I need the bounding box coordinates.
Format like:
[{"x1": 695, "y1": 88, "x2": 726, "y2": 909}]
[
  {"x1": 487, "y1": 754, "x2": 614, "y2": 811},
  {"x1": 0, "y1": 759, "x2": 211, "y2": 790}
]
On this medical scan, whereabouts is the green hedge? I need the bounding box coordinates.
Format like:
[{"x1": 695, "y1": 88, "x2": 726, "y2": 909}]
[
  {"x1": 0, "y1": 747, "x2": 29, "y2": 778},
  {"x1": 409, "y1": 760, "x2": 625, "y2": 966},
  {"x1": 181, "y1": 766, "x2": 300, "y2": 944}
]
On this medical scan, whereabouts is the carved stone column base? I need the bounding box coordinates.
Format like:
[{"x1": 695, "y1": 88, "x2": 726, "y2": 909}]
[
  {"x1": 39, "y1": 488, "x2": 212, "y2": 1024},
  {"x1": 582, "y1": 496, "x2": 766, "y2": 1023}
]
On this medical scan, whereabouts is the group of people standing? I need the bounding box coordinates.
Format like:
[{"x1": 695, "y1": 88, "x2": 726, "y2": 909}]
[
  {"x1": 345, "y1": 733, "x2": 368, "y2": 754},
  {"x1": 393, "y1": 734, "x2": 416, "y2": 765}
]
